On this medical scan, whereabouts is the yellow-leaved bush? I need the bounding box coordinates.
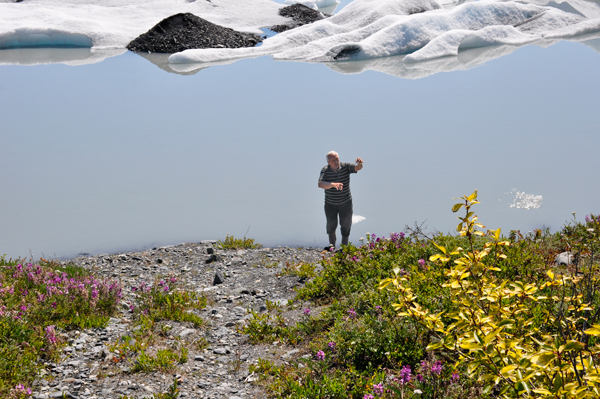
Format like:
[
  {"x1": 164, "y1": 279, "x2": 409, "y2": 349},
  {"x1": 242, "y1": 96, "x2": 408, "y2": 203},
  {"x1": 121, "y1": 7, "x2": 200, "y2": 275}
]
[{"x1": 380, "y1": 190, "x2": 600, "y2": 399}]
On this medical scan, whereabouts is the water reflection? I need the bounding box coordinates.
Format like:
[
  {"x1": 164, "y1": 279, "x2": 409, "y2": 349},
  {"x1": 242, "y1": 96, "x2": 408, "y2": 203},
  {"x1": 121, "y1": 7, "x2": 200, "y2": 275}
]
[
  {"x1": 135, "y1": 52, "x2": 204, "y2": 75},
  {"x1": 1, "y1": 41, "x2": 599, "y2": 260},
  {"x1": 0, "y1": 47, "x2": 125, "y2": 66}
]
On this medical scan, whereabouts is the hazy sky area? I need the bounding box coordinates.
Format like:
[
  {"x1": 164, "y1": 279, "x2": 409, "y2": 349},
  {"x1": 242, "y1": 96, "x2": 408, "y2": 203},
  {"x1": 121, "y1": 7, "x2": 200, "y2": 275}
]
[{"x1": 1, "y1": 39, "x2": 599, "y2": 259}]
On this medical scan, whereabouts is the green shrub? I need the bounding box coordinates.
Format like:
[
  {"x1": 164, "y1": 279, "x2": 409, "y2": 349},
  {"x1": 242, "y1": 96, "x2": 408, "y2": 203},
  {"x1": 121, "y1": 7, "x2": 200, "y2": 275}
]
[
  {"x1": 382, "y1": 191, "x2": 600, "y2": 398},
  {"x1": 132, "y1": 277, "x2": 206, "y2": 327},
  {"x1": 132, "y1": 347, "x2": 188, "y2": 373},
  {"x1": 215, "y1": 234, "x2": 262, "y2": 250}
]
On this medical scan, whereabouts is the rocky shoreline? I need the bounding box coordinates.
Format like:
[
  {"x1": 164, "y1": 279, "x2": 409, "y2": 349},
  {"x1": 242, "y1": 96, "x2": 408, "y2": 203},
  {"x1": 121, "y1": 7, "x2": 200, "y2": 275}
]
[{"x1": 31, "y1": 242, "x2": 326, "y2": 399}]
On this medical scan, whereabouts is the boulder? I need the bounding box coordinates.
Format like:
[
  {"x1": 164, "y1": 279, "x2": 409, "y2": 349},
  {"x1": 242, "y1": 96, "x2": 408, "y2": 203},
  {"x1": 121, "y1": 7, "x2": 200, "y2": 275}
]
[
  {"x1": 555, "y1": 251, "x2": 574, "y2": 266},
  {"x1": 270, "y1": 4, "x2": 327, "y2": 33},
  {"x1": 127, "y1": 13, "x2": 262, "y2": 53}
]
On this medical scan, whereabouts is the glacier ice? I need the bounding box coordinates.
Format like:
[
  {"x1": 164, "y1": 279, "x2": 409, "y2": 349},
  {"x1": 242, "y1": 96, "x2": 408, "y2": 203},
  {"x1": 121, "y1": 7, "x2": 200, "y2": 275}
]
[
  {"x1": 352, "y1": 214, "x2": 366, "y2": 225},
  {"x1": 0, "y1": 0, "x2": 599, "y2": 75},
  {"x1": 0, "y1": 0, "x2": 288, "y2": 50},
  {"x1": 170, "y1": 0, "x2": 600, "y2": 65},
  {"x1": 508, "y1": 189, "x2": 543, "y2": 210}
]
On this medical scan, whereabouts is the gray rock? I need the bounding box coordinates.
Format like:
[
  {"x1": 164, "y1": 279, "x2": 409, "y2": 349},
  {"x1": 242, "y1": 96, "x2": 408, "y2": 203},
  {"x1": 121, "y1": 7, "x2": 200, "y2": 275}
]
[
  {"x1": 555, "y1": 251, "x2": 574, "y2": 265},
  {"x1": 207, "y1": 254, "x2": 223, "y2": 264},
  {"x1": 176, "y1": 328, "x2": 196, "y2": 338},
  {"x1": 213, "y1": 348, "x2": 227, "y2": 355},
  {"x1": 49, "y1": 391, "x2": 77, "y2": 399},
  {"x1": 213, "y1": 271, "x2": 225, "y2": 285},
  {"x1": 282, "y1": 349, "x2": 300, "y2": 359}
]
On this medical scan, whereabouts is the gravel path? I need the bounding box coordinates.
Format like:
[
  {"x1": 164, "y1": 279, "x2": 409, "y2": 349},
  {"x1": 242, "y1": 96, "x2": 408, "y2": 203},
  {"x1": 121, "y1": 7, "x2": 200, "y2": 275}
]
[{"x1": 31, "y1": 242, "x2": 326, "y2": 399}]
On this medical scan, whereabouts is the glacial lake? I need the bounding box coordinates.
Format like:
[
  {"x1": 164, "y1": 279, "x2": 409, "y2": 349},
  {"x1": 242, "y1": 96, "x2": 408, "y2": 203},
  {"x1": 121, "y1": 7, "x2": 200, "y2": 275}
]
[{"x1": 1, "y1": 34, "x2": 599, "y2": 259}]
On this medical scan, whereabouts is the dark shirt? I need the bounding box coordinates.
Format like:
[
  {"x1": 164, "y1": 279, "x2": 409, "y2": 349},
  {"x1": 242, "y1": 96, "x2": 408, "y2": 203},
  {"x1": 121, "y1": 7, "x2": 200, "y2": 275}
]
[{"x1": 319, "y1": 162, "x2": 356, "y2": 205}]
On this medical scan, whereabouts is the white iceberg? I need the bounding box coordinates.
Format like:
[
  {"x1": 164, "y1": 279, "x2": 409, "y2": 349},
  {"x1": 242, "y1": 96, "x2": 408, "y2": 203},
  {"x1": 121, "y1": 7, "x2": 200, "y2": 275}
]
[
  {"x1": 352, "y1": 214, "x2": 366, "y2": 225},
  {"x1": 1, "y1": 0, "x2": 599, "y2": 74},
  {"x1": 0, "y1": 0, "x2": 288, "y2": 50},
  {"x1": 508, "y1": 189, "x2": 543, "y2": 210},
  {"x1": 171, "y1": 0, "x2": 600, "y2": 65}
]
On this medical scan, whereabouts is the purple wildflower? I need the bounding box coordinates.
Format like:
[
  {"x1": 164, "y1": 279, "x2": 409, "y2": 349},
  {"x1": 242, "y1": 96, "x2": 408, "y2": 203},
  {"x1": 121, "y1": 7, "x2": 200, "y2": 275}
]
[
  {"x1": 45, "y1": 325, "x2": 57, "y2": 345},
  {"x1": 373, "y1": 383, "x2": 384, "y2": 396},
  {"x1": 303, "y1": 308, "x2": 311, "y2": 316},
  {"x1": 400, "y1": 365, "x2": 411, "y2": 385},
  {"x1": 418, "y1": 259, "x2": 425, "y2": 267},
  {"x1": 164, "y1": 285, "x2": 169, "y2": 292},
  {"x1": 451, "y1": 372, "x2": 459, "y2": 382},
  {"x1": 431, "y1": 361, "x2": 443, "y2": 375},
  {"x1": 347, "y1": 308, "x2": 357, "y2": 319},
  {"x1": 316, "y1": 350, "x2": 325, "y2": 361},
  {"x1": 328, "y1": 341, "x2": 336, "y2": 350},
  {"x1": 364, "y1": 395, "x2": 374, "y2": 399}
]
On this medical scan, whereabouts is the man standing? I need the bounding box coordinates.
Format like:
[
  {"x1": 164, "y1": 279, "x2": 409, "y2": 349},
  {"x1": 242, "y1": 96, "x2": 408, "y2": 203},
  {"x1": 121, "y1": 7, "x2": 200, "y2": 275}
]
[{"x1": 318, "y1": 151, "x2": 364, "y2": 249}]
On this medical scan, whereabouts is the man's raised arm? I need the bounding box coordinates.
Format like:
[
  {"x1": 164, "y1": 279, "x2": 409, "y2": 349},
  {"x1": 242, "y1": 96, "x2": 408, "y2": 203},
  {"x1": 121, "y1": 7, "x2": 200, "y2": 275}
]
[{"x1": 355, "y1": 157, "x2": 364, "y2": 171}]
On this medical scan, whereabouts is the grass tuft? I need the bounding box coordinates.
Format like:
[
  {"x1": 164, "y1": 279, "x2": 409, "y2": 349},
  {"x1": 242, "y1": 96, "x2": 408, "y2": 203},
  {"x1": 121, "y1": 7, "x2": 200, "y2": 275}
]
[{"x1": 215, "y1": 234, "x2": 262, "y2": 250}]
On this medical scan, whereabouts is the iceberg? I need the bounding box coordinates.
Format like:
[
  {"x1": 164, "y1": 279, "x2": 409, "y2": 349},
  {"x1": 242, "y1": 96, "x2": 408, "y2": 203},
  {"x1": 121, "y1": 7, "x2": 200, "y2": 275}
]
[
  {"x1": 0, "y1": 0, "x2": 288, "y2": 50},
  {"x1": 508, "y1": 189, "x2": 544, "y2": 210},
  {"x1": 171, "y1": 0, "x2": 600, "y2": 65},
  {"x1": 352, "y1": 214, "x2": 366, "y2": 225},
  {"x1": 0, "y1": 0, "x2": 599, "y2": 75}
]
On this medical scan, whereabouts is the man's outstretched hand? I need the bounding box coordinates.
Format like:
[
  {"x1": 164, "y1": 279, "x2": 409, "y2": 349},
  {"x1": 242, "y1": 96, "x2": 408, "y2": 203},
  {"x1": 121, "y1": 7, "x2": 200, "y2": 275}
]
[
  {"x1": 331, "y1": 182, "x2": 343, "y2": 190},
  {"x1": 355, "y1": 157, "x2": 364, "y2": 171}
]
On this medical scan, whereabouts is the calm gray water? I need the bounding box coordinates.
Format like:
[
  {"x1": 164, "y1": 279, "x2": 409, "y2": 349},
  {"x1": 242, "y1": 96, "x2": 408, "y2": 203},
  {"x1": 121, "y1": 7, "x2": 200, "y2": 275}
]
[{"x1": 1, "y1": 39, "x2": 599, "y2": 259}]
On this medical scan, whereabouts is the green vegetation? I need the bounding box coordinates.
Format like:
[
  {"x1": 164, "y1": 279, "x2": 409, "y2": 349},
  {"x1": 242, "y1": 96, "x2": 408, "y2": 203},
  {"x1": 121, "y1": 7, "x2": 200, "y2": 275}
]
[
  {"x1": 216, "y1": 234, "x2": 262, "y2": 250},
  {"x1": 384, "y1": 191, "x2": 600, "y2": 398},
  {"x1": 132, "y1": 347, "x2": 188, "y2": 373},
  {"x1": 0, "y1": 258, "x2": 121, "y2": 397},
  {"x1": 242, "y1": 191, "x2": 600, "y2": 399},
  {"x1": 111, "y1": 277, "x2": 206, "y2": 373},
  {"x1": 132, "y1": 276, "x2": 206, "y2": 327}
]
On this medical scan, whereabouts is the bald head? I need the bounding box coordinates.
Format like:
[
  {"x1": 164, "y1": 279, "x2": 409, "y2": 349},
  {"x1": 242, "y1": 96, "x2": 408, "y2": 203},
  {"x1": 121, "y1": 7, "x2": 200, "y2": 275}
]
[{"x1": 326, "y1": 151, "x2": 340, "y2": 170}]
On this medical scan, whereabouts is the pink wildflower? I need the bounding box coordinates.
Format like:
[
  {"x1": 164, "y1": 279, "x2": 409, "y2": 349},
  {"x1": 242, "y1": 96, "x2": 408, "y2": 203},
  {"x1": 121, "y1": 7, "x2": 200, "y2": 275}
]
[{"x1": 316, "y1": 350, "x2": 325, "y2": 361}]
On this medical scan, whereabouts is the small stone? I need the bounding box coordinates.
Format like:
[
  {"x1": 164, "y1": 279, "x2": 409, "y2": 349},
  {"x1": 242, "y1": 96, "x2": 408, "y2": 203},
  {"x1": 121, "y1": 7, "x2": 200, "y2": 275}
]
[
  {"x1": 207, "y1": 254, "x2": 223, "y2": 264},
  {"x1": 207, "y1": 248, "x2": 214, "y2": 254},
  {"x1": 281, "y1": 349, "x2": 300, "y2": 359},
  {"x1": 213, "y1": 271, "x2": 225, "y2": 285}
]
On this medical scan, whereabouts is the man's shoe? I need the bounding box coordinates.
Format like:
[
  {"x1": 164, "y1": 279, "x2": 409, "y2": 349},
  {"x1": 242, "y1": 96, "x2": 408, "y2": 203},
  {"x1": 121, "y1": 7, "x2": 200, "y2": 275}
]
[{"x1": 322, "y1": 244, "x2": 335, "y2": 252}]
